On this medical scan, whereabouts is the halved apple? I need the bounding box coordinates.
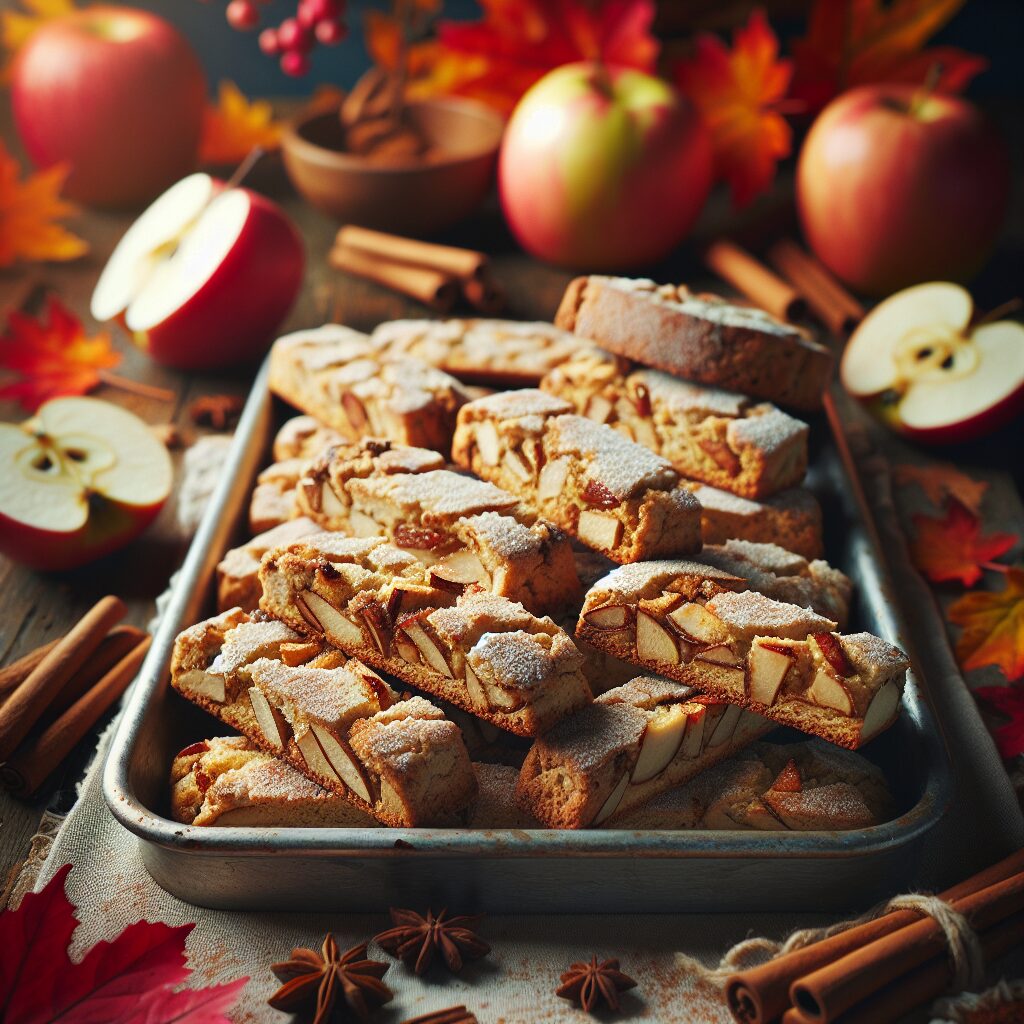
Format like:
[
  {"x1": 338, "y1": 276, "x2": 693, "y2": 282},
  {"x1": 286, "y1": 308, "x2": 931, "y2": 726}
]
[
  {"x1": 91, "y1": 172, "x2": 303, "y2": 370},
  {"x1": 841, "y1": 282, "x2": 1024, "y2": 444},
  {"x1": 0, "y1": 397, "x2": 172, "y2": 571}
]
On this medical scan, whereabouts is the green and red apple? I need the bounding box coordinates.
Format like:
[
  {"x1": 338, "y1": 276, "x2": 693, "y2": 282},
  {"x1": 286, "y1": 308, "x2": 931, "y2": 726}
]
[
  {"x1": 797, "y1": 85, "x2": 1011, "y2": 296},
  {"x1": 0, "y1": 397, "x2": 173, "y2": 571},
  {"x1": 10, "y1": 5, "x2": 206, "y2": 208},
  {"x1": 499, "y1": 63, "x2": 712, "y2": 269},
  {"x1": 841, "y1": 282, "x2": 1024, "y2": 444},
  {"x1": 91, "y1": 173, "x2": 304, "y2": 370}
]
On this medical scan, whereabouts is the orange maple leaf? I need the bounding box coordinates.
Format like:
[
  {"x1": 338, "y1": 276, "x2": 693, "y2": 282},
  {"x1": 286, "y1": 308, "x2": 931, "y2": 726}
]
[
  {"x1": 909, "y1": 499, "x2": 1017, "y2": 586},
  {"x1": 0, "y1": 142, "x2": 88, "y2": 268},
  {"x1": 893, "y1": 462, "x2": 988, "y2": 516},
  {"x1": 0, "y1": 297, "x2": 121, "y2": 411},
  {"x1": 949, "y1": 567, "x2": 1024, "y2": 683},
  {"x1": 791, "y1": 0, "x2": 987, "y2": 112},
  {"x1": 199, "y1": 81, "x2": 282, "y2": 167},
  {"x1": 672, "y1": 9, "x2": 793, "y2": 209},
  {"x1": 974, "y1": 684, "x2": 1024, "y2": 758},
  {"x1": 366, "y1": 0, "x2": 659, "y2": 116}
]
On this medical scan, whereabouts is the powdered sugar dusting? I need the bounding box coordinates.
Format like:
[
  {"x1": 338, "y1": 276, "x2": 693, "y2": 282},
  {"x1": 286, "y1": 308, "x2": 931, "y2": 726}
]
[
  {"x1": 707, "y1": 590, "x2": 836, "y2": 634},
  {"x1": 469, "y1": 388, "x2": 571, "y2": 420}
]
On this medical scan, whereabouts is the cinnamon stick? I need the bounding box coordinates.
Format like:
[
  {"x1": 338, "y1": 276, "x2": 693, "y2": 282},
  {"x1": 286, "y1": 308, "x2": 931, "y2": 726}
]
[
  {"x1": 462, "y1": 275, "x2": 506, "y2": 315},
  {"x1": 0, "y1": 596, "x2": 126, "y2": 761},
  {"x1": 725, "y1": 847, "x2": 1024, "y2": 1024},
  {"x1": 768, "y1": 240, "x2": 865, "y2": 336},
  {"x1": 791, "y1": 870, "x2": 1024, "y2": 1022},
  {"x1": 48, "y1": 626, "x2": 146, "y2": 718},
  {"x1": 337, "y1": 225, "x2": 488, "y2": 281},
  {"x1": 0, "y1": 640, "x2": 60, "y2": 702},
  {"x1": 0, "y1": 634, "x2": 150, "y2": 797},
  {"x1": 704, "y1": 240, "x2": 805, "y2": 322},
  {"x1": 329, "y1": 243, "x2": 459, "y2": 313}
]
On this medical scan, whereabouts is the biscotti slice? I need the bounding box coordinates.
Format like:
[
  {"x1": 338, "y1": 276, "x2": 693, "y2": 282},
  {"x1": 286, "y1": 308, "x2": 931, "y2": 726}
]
[
  {"x1": 273, "y1": 415, "x2": 346, "y2": 462},
  {"x1": 296, "y1": 440, "x2": 579, "y2": 615},
  {"x1": 371, "y1": 318, "x2": 584, "y2": 387},
  {"x1": 555, "y1": 277, "x2": 833, "y2": 411},
  {"x1": 216, "y1": 516, "x2": 321, "y2": 612},
  {"x1": 268, "y1": 324, "x2": 472, "y2": 453},
  {"x1": 687, "y1": 482, "x2": 823, "y2": 559},
  {"x1": 578, "y1": 574, "x2": 908, "y2": 749},
  {"x1": 170, "y1": 735, "x2": 376, "y2": 827},
  {"x1": 541, "y1": 346, "x2": 809, "y2": 498},
  {"x1": 516, "y1": 676, "x2": 772, "y2": 829},
  {"x1": 259, "y1": 534, "x2": 592, "y2": 736},
  {"x1": 171, "y1": 609, "x2": 477, "y2": 826},
  {"x1": 451, "y1": 390, "x2": 702, "y2": 563},
  {"x1": 613, "y1": 739, "x2": 893, "y2": 831},
  {"x1": 249, "y1": 458, "x2": 304, "y2": 533}
]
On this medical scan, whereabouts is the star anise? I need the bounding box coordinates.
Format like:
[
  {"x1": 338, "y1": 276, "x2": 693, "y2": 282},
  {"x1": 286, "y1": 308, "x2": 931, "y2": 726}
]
[
  {"x1": 189, "y1": 393, "x2": 244, "y2": 430},
  {"x1": 556, "y1": 955, "x2": 638, "y2": 1013},
  {"x1": 373, "y1": 908, "x2": 490, "y2": 975},
  {"x1": 269, "y1": 934, "x2": 392, "y2": 1023}
]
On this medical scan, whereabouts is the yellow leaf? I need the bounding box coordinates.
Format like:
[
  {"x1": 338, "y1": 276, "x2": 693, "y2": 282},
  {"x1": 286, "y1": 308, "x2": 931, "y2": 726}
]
[
  {"x1": 0, "y1": 142, "x2": 88, "y2": 268},
  {"x1": 199, "y1": 80, "x2": 282, "y2": 167},
  {"x1": 949, "y1": 567, "x2": 1024, "y2": 682}
]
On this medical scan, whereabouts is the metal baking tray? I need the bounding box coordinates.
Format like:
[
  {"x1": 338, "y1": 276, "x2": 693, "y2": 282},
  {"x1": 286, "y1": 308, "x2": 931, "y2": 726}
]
[{"x1": 103, "y1": 356, "x2": 953, "y2": 912}]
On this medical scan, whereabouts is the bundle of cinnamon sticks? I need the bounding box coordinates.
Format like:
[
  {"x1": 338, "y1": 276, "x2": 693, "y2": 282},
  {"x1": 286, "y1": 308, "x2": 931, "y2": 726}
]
[
  {"x1": 704, "y1": 239, "x2": 865, "y2": 337},
  {"x1": 329, "y1": 226, "x2": 505, "y2": 316},
  {"x1": 0, "y1": 596, "x2": 150, "y2": 797},
  {"x1": 726, "y1": 847, "x2": 1024, "y2": 1024}
]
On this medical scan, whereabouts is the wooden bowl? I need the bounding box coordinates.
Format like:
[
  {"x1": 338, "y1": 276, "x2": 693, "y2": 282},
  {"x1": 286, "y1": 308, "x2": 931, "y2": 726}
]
[{"x1": 281, "y1": 98, "x2": 505, "y2": 234}]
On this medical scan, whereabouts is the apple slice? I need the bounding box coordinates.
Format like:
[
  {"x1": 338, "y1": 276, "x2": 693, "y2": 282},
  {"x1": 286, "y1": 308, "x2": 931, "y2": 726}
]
[
  {"x1": 0, "y1": 396, "x2": 172, "y2": 571},
  {"x1": 636, "y1": 611, "x2": 679, "y2": 664},
  {"x1": 860, "y1": 680, "x2": 902, "y2": 741},
  {"x1": 592, "y1": 771, "x2": 630, "y2": 826},
  {"x1": 91, "y1": 172, "x2": 303, "y2": 370},
  {"x1": 249, "y1": 686, "x2": 290, "y2": 750},
  {"x1": 631, "y1": 705, "x2": 688, "y2": 783},
  {"x1": 747, "y1": 641, "x2": 797, "y2": 706},
  {"x1": 807, "y1": 669, "x2": 854, "y2": 715},
  {"x1": 841, "y1": 282, "x2": 1024, "y2": 444},
  {"x1": 298, "y1": 591, "x2": 365, "y2": 649}
]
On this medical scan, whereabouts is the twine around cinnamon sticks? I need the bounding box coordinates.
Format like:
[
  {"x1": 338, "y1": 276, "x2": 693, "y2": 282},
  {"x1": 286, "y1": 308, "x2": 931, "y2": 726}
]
[
  {"x1": 0, "y1": 596, "x2": 149, "y2": 797},
  {"x1": 329, "y1": 226, "x2": 506, "y2": 315}
]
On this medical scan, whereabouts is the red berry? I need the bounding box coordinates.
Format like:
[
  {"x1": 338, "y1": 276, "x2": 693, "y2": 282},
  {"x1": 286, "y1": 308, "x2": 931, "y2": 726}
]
[
  {"x1": 306, "y1": 0, "x2": 341, "y2": 22},
  {"x1": 258, "y1": 27, "x2": 279, "y2": 54},
  {"x1": 296, "y1": 0, "x2": 320, "y2": 29},
  {"x1": 314, "y1": 19, "x2": 345, "y2": 45},
  {"x1": 226, "y1": 0, "x2": 259, "y2": 30},
  {"x1": 280, "y1": 51, "x2": 311, "y2": 76},
  {"x1": 277, "y1": 17, "x2": 312, "y2": 52}
]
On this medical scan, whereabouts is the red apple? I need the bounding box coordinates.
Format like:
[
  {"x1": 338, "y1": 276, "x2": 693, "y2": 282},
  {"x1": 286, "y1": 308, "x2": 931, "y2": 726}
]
[
  {"x1": 10, "y1": 5, "x2": 206, "y2": 208},
  {"x1": 841, "y1": 282, "x2": 1024, "y2": 444},
  {"x1": 797, "y1": 85, "x2": 1011, "y2": 296},
  {"x1": 91, "y1": 173, "x2": 304, "y2": 370},
  {"x1": 0, "y1": 397, "x2": 173, "y2": 571},
  {"x1": 499, "y1": 62, "x2": 712, "y2": 269}
]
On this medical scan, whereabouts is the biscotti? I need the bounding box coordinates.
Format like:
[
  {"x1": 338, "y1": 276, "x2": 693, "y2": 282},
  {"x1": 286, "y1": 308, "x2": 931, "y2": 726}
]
[
  {"x1": 268, "y1": 324, "x2": 471, "y2": 453},
  {"x1": 516, "y1": 676, "x2": 772, "y2": 828},
  {"x1": 249, "y1": 458, "x2": 303, "y2": 533},
  {"x1": 273, "y1": 415, "x2": 345, "y2": 462},
  {"x1": 171, "y1": 609, "x2": 477, "y2": 826},
  {"x1": 555, "y1": 277, "x2": 833, "y2": 411},
  {"x1": 687, "y1": 482, "x2": 823, "y2": 559},
  {"x1": 259, "y1": 534, "x2": 593, "y2": 736},
  {"x1": 295, "y1": 439, "x2": 580, "y2": 615},
  {"x1": 578, "y1": 567, "x2": 908, "y2": 749},
  {"x1": 451, "y1": 390, "x2": 702, "y2": 563},
  {"x1": 613, "y1": 739, "x2": 893, "y2": 831},
  {"x1": 541, "y1": 347, "x2": 809, "y2": 498},
  {"x1": 371, "y1": 318, "x2": 584, "y2": 387},
  {"x1": 216, "y1": 516, "x2": 321, "y2": 612}
]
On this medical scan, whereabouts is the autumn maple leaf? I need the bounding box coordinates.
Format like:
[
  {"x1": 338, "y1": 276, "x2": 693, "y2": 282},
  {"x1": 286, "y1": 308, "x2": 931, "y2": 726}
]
[
  {"x1": 974, "y1": 684, "x2": 1024, "y2": 759},
  {"x1": 949, "y1": 567, "x2": 1024, "y2": 683},
  {"x1": 791, "y1": 0, "x2": 987, "y2": 112},
  {"x1": 909, "y1": 498, "x2": 1017, "y2": 586},
  {"x1": 673, "y1": 9, "x2": 793, "y2": 208},
  {"x1": 0, "y1": 142, "x2": 88, "y2": 268},
  {"x1": 0, "y1": 296, "x2": 121, "y2": 410},
  {"x1": 200, "y1": 80, "x2": 282, "y2": 166},
  {"x1": 0, "y1": 863, "x2": 247, "y2": 1022},
  {"x1": 893, "y1": 462, "x2": 988, "y2": 516}
]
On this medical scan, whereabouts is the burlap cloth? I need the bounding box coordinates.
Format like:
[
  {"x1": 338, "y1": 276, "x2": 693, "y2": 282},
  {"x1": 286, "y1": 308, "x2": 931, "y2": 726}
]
[{"x1": 18, "y1": 425, "x2": 1024, "y2": 1023}]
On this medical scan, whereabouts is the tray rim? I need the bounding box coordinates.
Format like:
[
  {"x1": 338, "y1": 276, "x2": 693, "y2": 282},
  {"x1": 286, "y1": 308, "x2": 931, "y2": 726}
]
[{"x1": 102, "y1": 355, "x2": 954, "y2": 863}]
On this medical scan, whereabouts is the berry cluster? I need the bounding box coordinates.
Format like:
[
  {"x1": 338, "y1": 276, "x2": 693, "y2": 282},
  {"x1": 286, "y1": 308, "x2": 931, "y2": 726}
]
[{"x1": 220, "y1": 0, "x2": 347, "y2": 77}]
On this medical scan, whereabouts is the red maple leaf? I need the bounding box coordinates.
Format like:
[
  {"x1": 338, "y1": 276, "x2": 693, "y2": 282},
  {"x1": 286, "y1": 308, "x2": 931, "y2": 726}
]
[
  {"x1": 0, "y1": 864, "x2": 247, "y2": 1023},
  {"x1": 974, "y1": 684, "x2": 1024, "y2": 759},
  {"x1": 672, "y1": 9, "x2": 794, "y2": 208},
  {"x1": 909, "y1": 498, "x2": 1017, "y2": 587}
]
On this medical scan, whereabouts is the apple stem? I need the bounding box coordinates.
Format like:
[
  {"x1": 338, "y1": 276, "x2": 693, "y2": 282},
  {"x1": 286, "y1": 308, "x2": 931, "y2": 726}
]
[
  {"x1": 974, "y1": 297, "x2": 1023, "y2": 328},
  {"x1": 909, "y1": 62, "x2": 943, "y2": 117},
  {"x1": 97, "y1": 370, "x2": 174, "y2": 403},
  {"x1": 224, "y1": 146, "x2": 266, "y2": 192}
]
